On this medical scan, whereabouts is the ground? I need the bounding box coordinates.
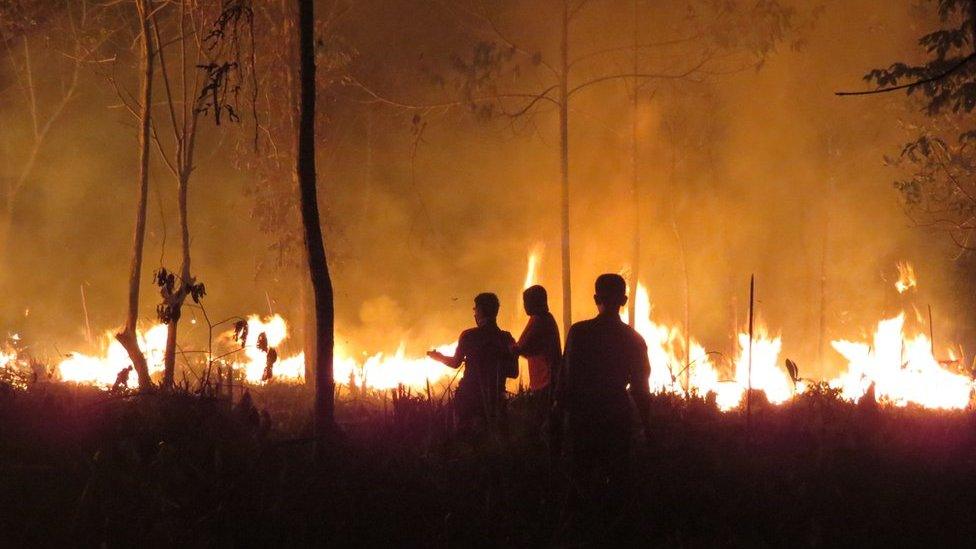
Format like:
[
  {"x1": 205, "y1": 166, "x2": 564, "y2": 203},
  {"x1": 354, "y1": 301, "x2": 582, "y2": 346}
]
[{"x1": 2, "y1": 382, "x2": 975, "y2": 546}]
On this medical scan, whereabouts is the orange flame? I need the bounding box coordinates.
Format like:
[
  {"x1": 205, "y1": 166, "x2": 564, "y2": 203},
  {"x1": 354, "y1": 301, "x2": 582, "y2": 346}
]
[{"x1": 895, "y1": 261, "x2": 917, "y2": 294}]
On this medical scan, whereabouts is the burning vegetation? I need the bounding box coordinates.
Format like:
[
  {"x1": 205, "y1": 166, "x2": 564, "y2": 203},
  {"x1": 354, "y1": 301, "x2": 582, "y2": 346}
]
[
  {"x1": 29, "y1": 253, "x2": 976, "y2": 413},
  {"x1": 5, "y1": 0, "x2": 976, "y2": 545}
]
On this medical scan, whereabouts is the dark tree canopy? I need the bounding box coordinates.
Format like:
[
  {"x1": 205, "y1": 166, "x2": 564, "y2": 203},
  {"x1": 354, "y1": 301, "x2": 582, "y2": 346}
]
[{"x1": 858, "y1": 1, "x2": 976, "y2": 250}]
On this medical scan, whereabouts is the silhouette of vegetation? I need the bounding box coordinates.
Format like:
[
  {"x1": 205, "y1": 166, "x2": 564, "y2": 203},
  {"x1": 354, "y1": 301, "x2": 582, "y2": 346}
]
[{"x1": 3, "y1": 380, "x2": 976, "y2": 545}]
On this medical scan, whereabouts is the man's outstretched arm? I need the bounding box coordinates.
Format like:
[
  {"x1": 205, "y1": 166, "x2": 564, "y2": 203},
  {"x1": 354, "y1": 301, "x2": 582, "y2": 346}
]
[{"x1": 428, "y1": 336, "x2": 466, "y2": 369}]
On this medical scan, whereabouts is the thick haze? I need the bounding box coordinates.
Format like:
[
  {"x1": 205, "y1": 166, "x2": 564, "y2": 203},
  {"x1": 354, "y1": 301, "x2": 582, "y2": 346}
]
[{"x1": 1, "y1": 0, "x2": 969, "y2": 379}]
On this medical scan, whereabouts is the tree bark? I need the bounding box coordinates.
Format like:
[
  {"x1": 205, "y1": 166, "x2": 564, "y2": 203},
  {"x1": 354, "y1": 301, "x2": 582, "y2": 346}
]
[
  {"x1": 559, "y1": 0, "x2": 572, "y2": 337},
  {"x1": 162, "y1": 173, "x2": 191, "y2": 389},
  {"x1": 297, "y1": 0, "x2": 336, "y2": 450},
  {"x1": 115, "y1": 0, "x2": 155, "y2": 391}
]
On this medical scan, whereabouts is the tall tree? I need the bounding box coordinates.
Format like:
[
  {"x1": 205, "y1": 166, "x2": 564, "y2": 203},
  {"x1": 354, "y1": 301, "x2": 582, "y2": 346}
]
[
  {"x1": 147, "y1": 1, "x2": 249, "y2": 389},
  {"x1": 115, "y1": 0, "x2": 155, "y2": 390},
  {"x1": 297, "y1": 0, "x2": 337, "y2": 446},
  {"x1": 233, "y1": 0, "x2": 353, "y2": 384}
]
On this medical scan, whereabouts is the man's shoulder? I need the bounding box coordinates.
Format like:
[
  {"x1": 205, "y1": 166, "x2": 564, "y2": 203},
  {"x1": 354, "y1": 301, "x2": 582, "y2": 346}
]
[
  {"x1": 568, "y1": 318, "x2": 600, "y2": 335},
  {"x1": 625, "y1": 324, "x2": 648, "y2": 349},
  {"x1": 458, "y1": 327, "x2": 481, "y2": 344},
  {"x1": 461, "y1": 325, "x2": 513, "y2": 341}
]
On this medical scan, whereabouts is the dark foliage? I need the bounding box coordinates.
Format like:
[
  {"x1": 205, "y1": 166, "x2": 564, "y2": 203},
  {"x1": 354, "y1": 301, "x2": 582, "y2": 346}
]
[
  {"x1": 153, "y1": 268, "x2": 206, "y2": 324},
  {"x1": 863, "y1": 1, "x2": 976, "y2": 248},
  {"x1": 3, "y1": 383, "x2": 976, "y2": 546}
]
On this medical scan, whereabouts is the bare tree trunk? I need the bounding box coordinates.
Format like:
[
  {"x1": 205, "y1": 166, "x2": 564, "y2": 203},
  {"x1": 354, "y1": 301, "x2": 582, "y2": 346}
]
[
  {"x1": 297, "y1": 0, "x2": 336, "y2": 452},
  {"x1": 559, "y1": 0, "x2": 572, "y2": 337},
  {"x1": 115, "y1": 0, "x2": 154, "y2": 390},
  {"x1": 303, "y1": 272, "x2": 317, "y2": 383},
  {"x1": 627, "y1": 0, "x2": 639, "y2": 327},
  {"x1": 162, "y1": 174, "x2": 191, "y2": 389}
]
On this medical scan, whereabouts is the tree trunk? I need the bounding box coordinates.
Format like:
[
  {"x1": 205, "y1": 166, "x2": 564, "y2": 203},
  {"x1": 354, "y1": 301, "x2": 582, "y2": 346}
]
[
  {"x1": 162, "y1": 174, "x2": 190, "y2": 390},
  {"x1": 559, "y1": 0, "x2": 571, "y2": 337},
  {"x1": 297, "y1": 0, "x2": 336, "y2": 451},
  {"x1": 115, "y1": 0, "x2": 154, "y2": 391},
  {"x1": 627, "y1": 0, "x2": 640, "y2": 327},
  {"x1": 303, "y1": 272, "x2": 317, "y2": 384}
]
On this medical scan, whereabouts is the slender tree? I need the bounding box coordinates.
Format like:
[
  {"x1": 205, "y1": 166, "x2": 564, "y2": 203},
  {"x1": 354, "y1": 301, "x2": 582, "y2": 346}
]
[
  {"x1": 297, "y1": 0, "x2": 337, "y2": 447},
  {"x1": 148, "y1": 1, "x2": 248, "y2": 389},
  {"x1": 115, "y1": 0, "x2": 155, "y2": 390}
]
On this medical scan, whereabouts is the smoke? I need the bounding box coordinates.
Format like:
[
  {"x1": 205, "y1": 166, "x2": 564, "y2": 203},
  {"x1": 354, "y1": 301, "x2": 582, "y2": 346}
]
[{"x1": 0, "y1": 0, "x2": 968, "y2": 379}]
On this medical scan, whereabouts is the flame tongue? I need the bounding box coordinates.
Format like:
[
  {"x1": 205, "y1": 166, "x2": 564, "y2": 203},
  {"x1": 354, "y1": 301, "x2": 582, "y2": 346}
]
[{"x1": 895, "y1": 261, "x2": 917, "y2": 294}]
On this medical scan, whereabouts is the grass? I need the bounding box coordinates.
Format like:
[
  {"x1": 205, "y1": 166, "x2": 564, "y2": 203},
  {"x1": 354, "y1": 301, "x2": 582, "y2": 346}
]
[{"x1": 2, "y1": 379, "x2": 976, "y2": 546}]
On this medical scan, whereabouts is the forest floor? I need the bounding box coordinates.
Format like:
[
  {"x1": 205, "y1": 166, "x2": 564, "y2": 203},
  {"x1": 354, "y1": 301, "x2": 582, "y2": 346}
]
[{"x1": 2, "y1": 381, "x2": 976, "y2": 547}]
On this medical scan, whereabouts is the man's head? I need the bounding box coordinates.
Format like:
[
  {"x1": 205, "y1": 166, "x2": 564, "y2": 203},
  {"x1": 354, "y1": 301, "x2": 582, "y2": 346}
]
[
  {"x1": 522, "y1": 285, "x2": 549, "y2": 316},
  {"x1": 594, "y1": 273, "x2": 627, "y2": 314},
  {"x1": 473, "y1": 292, "x2": 500, "y2": 326}
]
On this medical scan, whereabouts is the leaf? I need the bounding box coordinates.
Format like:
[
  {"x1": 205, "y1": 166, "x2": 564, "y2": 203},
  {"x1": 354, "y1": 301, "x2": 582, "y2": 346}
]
[{"x1": 785, "y1": 358, "x2": 799, "y2": 383}]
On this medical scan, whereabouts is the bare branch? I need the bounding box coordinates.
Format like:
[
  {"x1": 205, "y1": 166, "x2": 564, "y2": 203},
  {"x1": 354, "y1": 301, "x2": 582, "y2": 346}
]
[
  {"x1": 568, "y1": 35, "x2": 700, "y2": 69},
  {"x1": 152, "y1": 9, "x2": 185, "y2": 155},
  {"x1": 567, "y1": 55, "x2": 711, "y2": 98},
  {"x1": 434, "y1": 0, "x2": 559, "y2": 79},
  {"x1": 23, "y1": 36, "x2": 38, "y2": 139},
  {"x1": 504, "y1": 84, "x2": 559, "y2": 117}
]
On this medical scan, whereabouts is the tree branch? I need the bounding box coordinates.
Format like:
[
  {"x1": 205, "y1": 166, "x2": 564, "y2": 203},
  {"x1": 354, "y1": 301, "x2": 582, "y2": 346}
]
[
  {"x1": 434, "y1": 0, "x2": 559, "y2": 79},
  {"x1": 568, "y1": 35, "x2": 700, "y2": 69},
  {"x1": 835, "y1": 51, "x2": 976, "y2": 96},
  {"x1": 567, "y1": 55, "x2": 710, "y2": 98}
]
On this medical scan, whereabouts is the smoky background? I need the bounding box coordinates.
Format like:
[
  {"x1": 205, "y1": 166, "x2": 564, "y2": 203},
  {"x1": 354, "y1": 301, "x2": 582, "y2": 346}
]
[{"x1": 0, "y1": 0, "x2": 968, "y2": 380}]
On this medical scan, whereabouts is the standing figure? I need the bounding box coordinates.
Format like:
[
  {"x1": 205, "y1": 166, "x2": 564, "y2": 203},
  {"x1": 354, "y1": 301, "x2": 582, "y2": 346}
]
[
  {"x1": 515, "y1": 285, "x2": 562, "y2": 397},
  {"x1": 428, "y1": 293, "x2": 518, "y2": 428},
  {"x1": 559, "y1": 273, "x2": 651, "y2": 482}
]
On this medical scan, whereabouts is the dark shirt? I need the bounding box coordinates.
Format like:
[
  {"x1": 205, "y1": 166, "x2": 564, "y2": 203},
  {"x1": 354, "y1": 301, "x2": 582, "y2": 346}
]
[
  {"x1": 561, "y1": 312, "x2": 651, "y2": 419},
  {"x1": 517, "y1": 312, "x2": 562, "y2": 390},
  {"x1": 453, "y1": 323, "x2": 518, "y2": 400}
]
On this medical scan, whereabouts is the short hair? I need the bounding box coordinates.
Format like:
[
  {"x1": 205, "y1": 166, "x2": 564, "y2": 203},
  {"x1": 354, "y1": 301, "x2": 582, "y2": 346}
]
[
  {"x1": 522, "y1": 285, "x2": 549, "y2": 314},
  {"x1": 474, "y1": 292, "x2": 501, "y2": 317},
  {"x1": 594, "y1": 273, "x2": 627, "y2": 307}
]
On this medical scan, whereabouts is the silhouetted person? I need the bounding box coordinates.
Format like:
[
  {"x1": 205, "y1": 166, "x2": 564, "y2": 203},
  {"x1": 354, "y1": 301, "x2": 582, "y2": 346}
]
[
  {"x1": 429, "y1": 293, "x2": 518, "y2": 428},
  {"x1": 112, "y1": 365, "x2": 133, "y2": 393},
  {"x1": 515, "y1": 285, "x2": 562, "y2": 396},
  {"x1": 559, "y1": 273, "x2": 651, "y2": 482}
]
